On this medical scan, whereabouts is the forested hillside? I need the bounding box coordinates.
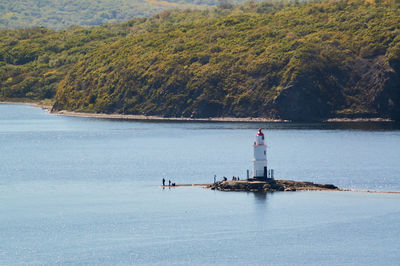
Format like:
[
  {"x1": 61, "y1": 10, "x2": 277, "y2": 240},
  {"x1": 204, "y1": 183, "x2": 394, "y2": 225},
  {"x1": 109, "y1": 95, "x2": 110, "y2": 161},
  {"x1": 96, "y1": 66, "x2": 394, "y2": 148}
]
[
  {"x1": 0, "y1": 20, "x2": 144, "y2": 100},
  {"x1": 1, "y1": 1, "x2": 400, "y2": 121},
  {"x1": 53, "y1": 0, "x2": 400, "y2": 121},
  {"x1": 0, "y1": 0, "x2": 220, "y2": 29}
]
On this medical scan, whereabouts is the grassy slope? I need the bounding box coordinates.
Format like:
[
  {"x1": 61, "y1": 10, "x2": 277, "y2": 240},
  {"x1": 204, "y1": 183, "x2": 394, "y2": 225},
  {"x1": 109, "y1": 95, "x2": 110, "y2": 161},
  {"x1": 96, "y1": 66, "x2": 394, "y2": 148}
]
[{"x1": 53, "y1": 0, "x2": 400, "y2": 120}]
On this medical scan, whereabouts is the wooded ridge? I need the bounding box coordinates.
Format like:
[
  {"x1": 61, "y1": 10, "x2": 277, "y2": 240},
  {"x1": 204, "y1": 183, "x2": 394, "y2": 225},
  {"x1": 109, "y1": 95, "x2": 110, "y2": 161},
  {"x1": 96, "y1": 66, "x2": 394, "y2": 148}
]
[{"x1": 1, "y1": 0, "x2": 400, "y2": 121}]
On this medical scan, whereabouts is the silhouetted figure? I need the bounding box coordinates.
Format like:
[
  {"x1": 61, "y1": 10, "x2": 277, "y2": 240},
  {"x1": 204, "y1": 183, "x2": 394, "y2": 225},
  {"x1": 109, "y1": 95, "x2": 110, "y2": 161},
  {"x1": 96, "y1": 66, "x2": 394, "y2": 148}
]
[
  {"x1": 172, "y1": 183, "x2": 176, "y2": 186},
  {"x1": 214, "y1": 175, "x2": 216, "y2": 183},
  {"x1": 169, "y1": 180, "x2": 171, "y2": 186},
  {"x1": 223, "y1": 176, "x2": 227, "y2": 181},
  {"x1": 162, "y1": 178, "x2": 165, "y2": 186}
]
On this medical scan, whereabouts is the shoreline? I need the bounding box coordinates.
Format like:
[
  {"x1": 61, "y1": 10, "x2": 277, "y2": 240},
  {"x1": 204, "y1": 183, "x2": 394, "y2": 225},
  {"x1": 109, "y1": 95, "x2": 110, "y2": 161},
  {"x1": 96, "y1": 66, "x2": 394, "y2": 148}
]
[
  {"x1": 0, "y1": 101, "x2": 394, "y2": 123},
  {"x1": 54, "y1": 110, "x2": 287, "y2": 123},
  {"x1": 164, "y1": 181, "x2": 400, "y2": 194}
]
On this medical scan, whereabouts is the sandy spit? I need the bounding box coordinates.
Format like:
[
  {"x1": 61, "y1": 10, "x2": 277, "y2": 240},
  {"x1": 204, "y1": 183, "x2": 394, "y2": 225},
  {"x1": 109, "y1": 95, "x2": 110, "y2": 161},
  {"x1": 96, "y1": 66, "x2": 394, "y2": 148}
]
[
  {"x1": 53, "y1": 110, "x2": 287, "y2": 122},
  {"x1": 52, "y1": 110, "x2": 395, "y2": 123},
  {"x1": 0, "y1": 101, "x2": 394, "y2": 123}
]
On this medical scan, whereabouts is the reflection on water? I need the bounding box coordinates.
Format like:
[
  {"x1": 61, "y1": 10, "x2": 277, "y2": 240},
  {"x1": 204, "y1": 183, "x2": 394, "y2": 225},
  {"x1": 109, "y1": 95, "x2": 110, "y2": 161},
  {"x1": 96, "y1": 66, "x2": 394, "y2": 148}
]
[
  {"x1": 253, "y1": 191, "x2": 268, "y2": 203},
  {"x1": 122, "y1": 120, "x2": 400, "y2": 131},
  {"x1": 286, "y1": 121, "x2": 400, "y2": 131}
]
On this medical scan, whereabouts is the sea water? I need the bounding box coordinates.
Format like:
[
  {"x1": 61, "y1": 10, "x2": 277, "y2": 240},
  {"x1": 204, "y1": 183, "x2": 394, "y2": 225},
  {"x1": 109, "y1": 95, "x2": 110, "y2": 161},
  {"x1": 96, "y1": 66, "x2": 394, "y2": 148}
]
[{"x1": 1, "y1": 104, "x2": 400, "y2": 265}]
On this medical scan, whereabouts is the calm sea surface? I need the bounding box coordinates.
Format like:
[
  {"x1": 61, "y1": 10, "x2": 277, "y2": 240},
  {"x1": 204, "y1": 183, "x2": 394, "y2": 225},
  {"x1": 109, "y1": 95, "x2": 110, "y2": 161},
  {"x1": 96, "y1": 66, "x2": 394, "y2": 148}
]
[{"x1": 1, "y1": 104, "x2": 400, "y2": 265}]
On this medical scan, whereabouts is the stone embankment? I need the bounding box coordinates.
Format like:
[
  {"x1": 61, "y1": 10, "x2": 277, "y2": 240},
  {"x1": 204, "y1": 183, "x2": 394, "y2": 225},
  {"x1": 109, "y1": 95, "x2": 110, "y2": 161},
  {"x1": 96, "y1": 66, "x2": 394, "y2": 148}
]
[{"x1": 207, "y1": 178, "x2": 339, "y2": 192}]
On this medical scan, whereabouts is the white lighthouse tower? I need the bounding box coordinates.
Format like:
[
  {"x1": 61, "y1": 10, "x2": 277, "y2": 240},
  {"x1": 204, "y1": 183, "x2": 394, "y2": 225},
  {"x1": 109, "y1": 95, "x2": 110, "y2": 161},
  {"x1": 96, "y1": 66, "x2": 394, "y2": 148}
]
[{"x1": 253, "y1": 128, "x2": 268, "y2": 179}]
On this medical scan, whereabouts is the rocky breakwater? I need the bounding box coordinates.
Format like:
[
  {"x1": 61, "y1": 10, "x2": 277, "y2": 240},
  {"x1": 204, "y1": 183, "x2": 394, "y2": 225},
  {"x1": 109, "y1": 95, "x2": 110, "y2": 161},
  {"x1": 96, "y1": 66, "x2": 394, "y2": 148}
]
[{"x1": 207, "y1": 178, "x2": 339, "y2": 192}]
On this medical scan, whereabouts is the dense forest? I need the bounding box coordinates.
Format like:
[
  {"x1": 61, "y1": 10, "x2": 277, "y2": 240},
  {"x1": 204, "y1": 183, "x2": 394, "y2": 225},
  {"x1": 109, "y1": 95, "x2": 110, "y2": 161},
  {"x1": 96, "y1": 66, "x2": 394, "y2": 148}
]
[
  {"x1": 0, "y1": 0, "x2": 221, "y2": 30},
  {"x1": 1, "y1": 0, "x2": 400, "y2": 121}
]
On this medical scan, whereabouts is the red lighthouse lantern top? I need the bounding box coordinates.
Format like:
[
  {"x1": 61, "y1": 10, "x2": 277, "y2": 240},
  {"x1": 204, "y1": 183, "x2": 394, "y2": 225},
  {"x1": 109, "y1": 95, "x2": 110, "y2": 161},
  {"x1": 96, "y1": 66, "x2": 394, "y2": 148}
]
[{"x1": 256, "y1": 128, "x2": 264, "y2": 136}]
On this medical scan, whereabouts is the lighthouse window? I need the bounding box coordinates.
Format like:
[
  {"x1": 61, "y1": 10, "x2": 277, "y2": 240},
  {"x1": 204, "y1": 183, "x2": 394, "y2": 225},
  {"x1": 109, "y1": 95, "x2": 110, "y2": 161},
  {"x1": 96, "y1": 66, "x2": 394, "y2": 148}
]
[{"x1": 264, "y1": 151, "x2": 266, "y2": 155}]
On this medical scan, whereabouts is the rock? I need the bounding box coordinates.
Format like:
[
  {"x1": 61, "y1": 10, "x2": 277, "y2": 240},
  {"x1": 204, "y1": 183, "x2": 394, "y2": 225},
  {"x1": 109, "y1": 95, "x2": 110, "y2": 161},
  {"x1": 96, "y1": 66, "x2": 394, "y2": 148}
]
[
  {"x1": 208, "y1": 179, "x2": 340, "y2": 193},
  {"x1": 315, "y1": 183, "x2": 338, "y2": 190}
]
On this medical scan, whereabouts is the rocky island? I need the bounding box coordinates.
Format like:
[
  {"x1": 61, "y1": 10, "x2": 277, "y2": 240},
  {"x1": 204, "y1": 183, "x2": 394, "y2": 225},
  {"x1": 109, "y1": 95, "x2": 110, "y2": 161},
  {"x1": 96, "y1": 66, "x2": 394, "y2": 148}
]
[
  {"x1": 207, "y1": 178, "x2": 339, "y2": 193},
  {"x1": 207, "y1": 128, "x2": 339, "y2": 193}
]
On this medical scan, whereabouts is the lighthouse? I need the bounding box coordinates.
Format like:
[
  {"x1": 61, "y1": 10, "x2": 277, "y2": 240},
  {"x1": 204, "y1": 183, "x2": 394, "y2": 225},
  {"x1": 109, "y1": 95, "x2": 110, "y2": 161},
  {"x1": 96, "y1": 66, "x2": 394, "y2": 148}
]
[{"x1": 253, "y1": 128, "x2": 268, "y2": 179}]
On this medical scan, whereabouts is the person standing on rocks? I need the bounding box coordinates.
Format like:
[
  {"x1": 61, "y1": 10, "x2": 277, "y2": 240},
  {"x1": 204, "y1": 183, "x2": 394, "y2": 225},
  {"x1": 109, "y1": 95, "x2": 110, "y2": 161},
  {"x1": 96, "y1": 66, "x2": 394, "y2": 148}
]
[{"x1": 162, "y1": 178, "x2": 165, "y2": 186}]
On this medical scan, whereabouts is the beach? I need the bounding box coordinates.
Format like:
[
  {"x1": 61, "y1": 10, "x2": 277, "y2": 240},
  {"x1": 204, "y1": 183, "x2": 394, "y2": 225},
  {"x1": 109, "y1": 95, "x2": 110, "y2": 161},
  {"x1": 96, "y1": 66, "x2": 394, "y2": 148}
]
[{"x1": 1, "y1": 100, "x2": 393, "y2": 123}]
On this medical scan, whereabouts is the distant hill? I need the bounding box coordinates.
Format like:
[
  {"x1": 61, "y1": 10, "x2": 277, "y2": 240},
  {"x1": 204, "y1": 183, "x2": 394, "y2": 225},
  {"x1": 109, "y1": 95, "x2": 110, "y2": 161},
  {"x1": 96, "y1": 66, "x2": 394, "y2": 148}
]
[
  {"x1": 0, "y1": 0, "x2": 220, "y2": 30},
  {"x1": 1, "y1": 1, "x2": 400, "y2": 121}
]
